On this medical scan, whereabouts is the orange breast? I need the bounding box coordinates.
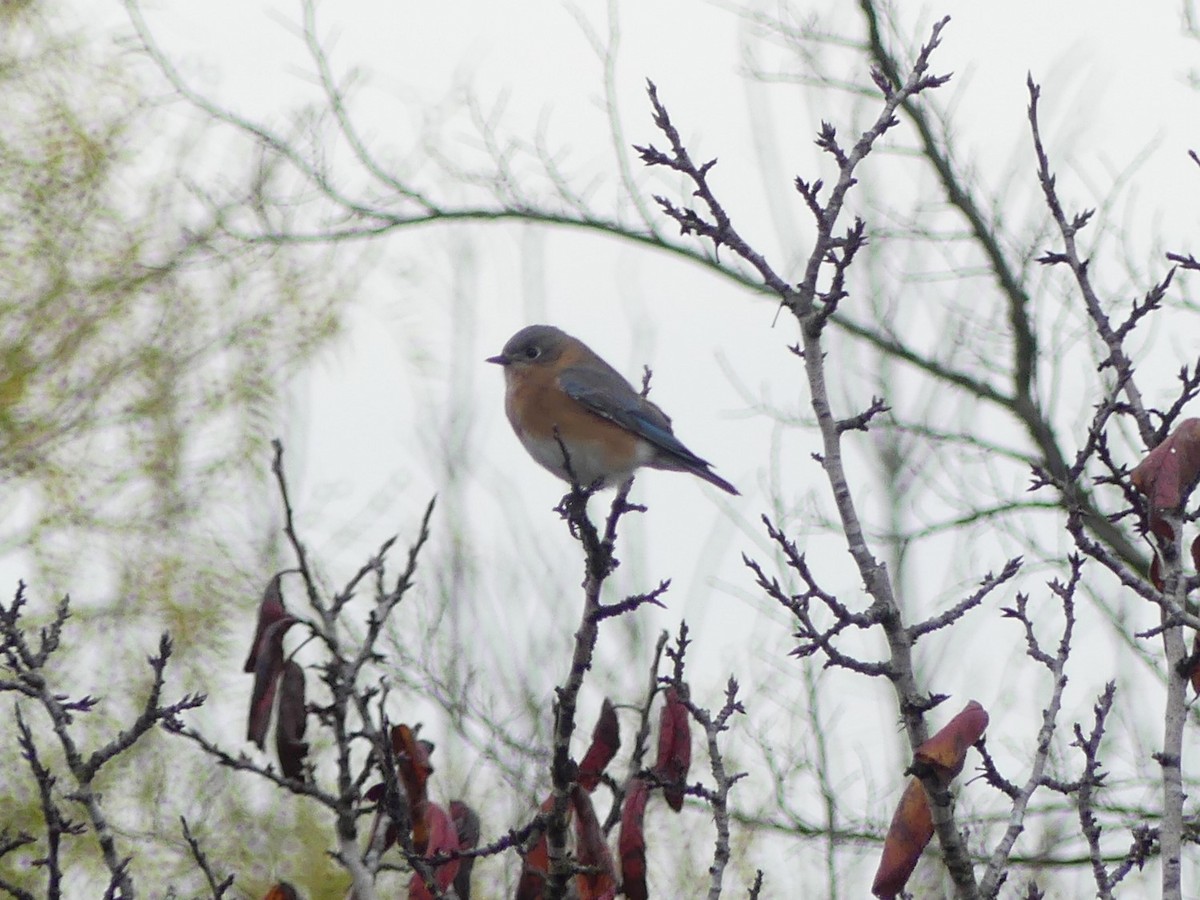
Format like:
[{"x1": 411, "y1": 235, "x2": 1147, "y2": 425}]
[{"x1": 504, "y1": 363, "x2": 644, "y2": 485}]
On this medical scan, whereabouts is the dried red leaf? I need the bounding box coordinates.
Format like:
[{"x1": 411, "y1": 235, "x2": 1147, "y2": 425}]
[
  {"x1": 578, "y1": 698, "x2": 621, "y2": 792},
  {"x1": 572, "y1": 785, "x2": 617, "y2": 900},
  {"x1": 516, "y1": 786, "x2": 620, "y2": 900},
  {"x1": 874, "y1": 702, "x2": 989, "y2": 898},
  {"x1": 275, "y1": 660, "x2": 308, "y2": 780},
  {"x1": 871, "y1": 776, "x2": 934, "y2": 899},
  {"x1": 393, "y1": 724, "x2": 434, "y2": 852},
  {"x1": 514, "y1": 847, "x2": 547, "y2": 899},
  {"x1": 618, "y1": 777, "x2": 650, "y2": 900},
  {"x1": 408, "y1": 802, "x2": 461, "y2": 900},
  {"x1": 913, "y1": 700, "x2": 989, "y2": 779},
  {"x1": 262, "y1": 883, "x2": 300, "y2": 900},
  {"x1": 1189, "y1": 630, "x2": 1200, "y2": 695},
  {"x1": 426, "y1": 801, "x2": 460, "y2": 858},
  {"x1": 246, "y1": 616, "x2": 298, "y2": 749},
  {"x1": 511, "y1": 702, "x2": 620, "y2": 897},
  {"x1": 653, "y1": 687, "x2": 691, "y2": 811},
  {"x1": 1148, "y1": 526, "x2": 1198, "y2": 594},
  {"x1": 1151, "y1": 517, "x2": 1177, "y2": 543},
  {"x1": 244, "y1": 571, "x2": 292, "y2": 673},
  {"x1": 449, "y1": 800, "x2": 480, "y2": 900},
  {"x1": 1131, "y1": 418, "x2": 1200, "y2": 531},
  {"x1": 450, "y1": 799, "x2": 481, "y2": 849},
  {"x1": 515, "y1": 796, "x2": 557, "y2": 900}
]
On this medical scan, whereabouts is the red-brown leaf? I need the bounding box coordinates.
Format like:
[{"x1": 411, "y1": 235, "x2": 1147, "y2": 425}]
[
  {"x1": 654, "y1": 687, "x2": 691, "y2": 811},
  {"x1": 450, "y1": 799, "x2": 481, "y2": 849},
  {"x1": 244, "y1": 571, "x2": 291, "y2": 673},
  {"x1": 572, "y1": 785, "x2": 617, "y2": 900},
  {"x1": 515, "y1": 796, "x2": 558, "y2": 900},
  {"x1": 262, "y1": 883, "x2": 300, "y2": 900},
  {"x1": 871, "y1": 776, "x2": 934, "y2": 899},
  {"x1": 408, "y1": 802, "x2": 461, "y2": 900},
  {"x1": 275, "y1": 660, "x2": 308, "y2": 780},
  {"x1": 578, "y1": 698, "x2": 621, "y2": 792},
  {"x1": 1150, "y1": 554, "x2": 1164, "y2": 591},
  {"x1": 449, "y1": 800, "x2": 480, "y2": 900},
  {"x1": 873, "y1": 702, "x2": 989, "y2": 897},
  {"x1": 393, "y1": 724, "x2": 433, "y2": 852},
  {"x1": 1131, "y1": 418, "x2": 1200, "y2": 529},
  {"x1": 514, "y1": 847, "x2": 547, "y2": 899},
  {"x1": 618, "y1": 777, "x2": 650, "y2": 900},
  {"x1": 913, "y1": 700, "x2": 989, "y2": 779},
  {"x1": 246, "y1": 616, "x2": 298, "y2": 749}
]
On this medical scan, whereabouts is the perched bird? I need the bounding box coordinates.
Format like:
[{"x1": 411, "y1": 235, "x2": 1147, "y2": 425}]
[{"x1": 487, "y1": 325, "x2": 738, "y2": 495}]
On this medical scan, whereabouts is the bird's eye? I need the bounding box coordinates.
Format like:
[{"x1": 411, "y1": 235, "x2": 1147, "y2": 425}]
[{"x1": 523, "y1": 346, "x2": 541, "y2": 360}]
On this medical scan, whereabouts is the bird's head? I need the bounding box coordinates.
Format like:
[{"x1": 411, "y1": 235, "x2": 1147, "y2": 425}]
[{"x1": 486, "y1": 324, "x2": 570, "y2": 370}]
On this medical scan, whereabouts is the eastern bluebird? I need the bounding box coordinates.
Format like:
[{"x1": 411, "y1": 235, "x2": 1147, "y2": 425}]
[{"x1": 487, "y1": 325, "x2": 738, "y2": 495}]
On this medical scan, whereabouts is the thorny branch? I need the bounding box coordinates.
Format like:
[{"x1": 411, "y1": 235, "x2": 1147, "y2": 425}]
[
  {"x1": 640, "y1": 17, "x2": 986, "y2": 895},
  {"x1": 1066, "y1": 683, "x2": 1138, "y2": 899},
  {"x1": 180, "y1": 817, "x2": 235, "y2": 899},
  {"x1": 170, "y1": 442, "x2": 440, "y2": 899},
  {"x1": 680, "y1": 675, "x2": 749, "y2": 900},
  {"x1": 0, "y1": 584, "x2": 205, "y2": 899},
  {"x1": 1027, "y1": 77, "x2": 1155, "y2": 449},
  {"x1": 977, "y1": 560, "x2": 1081, "y2": 897},
  {"x1": 1026, "y1": 73, "x2": 1200, "y2": 899},
  {"x1": 544, "y1": 478, "x2": 655, "y2": 899}
]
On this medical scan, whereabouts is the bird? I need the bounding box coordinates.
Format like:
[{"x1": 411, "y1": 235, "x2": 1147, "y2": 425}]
[{"x1": 487, "y1": 324, "x2": 738, "y2": 495}]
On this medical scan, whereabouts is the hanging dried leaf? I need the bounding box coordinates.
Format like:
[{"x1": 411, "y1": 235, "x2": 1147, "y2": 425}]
[
  {"x1": 244, "y1": 571, "x2": 292, "y2": 673},
  {"x1": 871, "y1": 776, "x2": 934, "y2": 899},
  {"x1": 913, "y1": 700, "x2": 989, "y2": 780},
  {"x1": 275, "y1": 660, "x2": 308, "y2": 780},
  {"x1": 514, "y1": 699, "x2": 620, "y2": 900},
  {"x1": 393, "y1": 724, "x2": 434, "y2": 852},
  {"x1": 450, "y1": 800, "x2": 481, "y2": 900},
  {"x1": 618, "y1": 777, "x2": 650, "y2": 900},
  {"x1": 514, "y1": 796, "x2": 557, "y2": 900},
  {"x1": 653, "y1": 687, "x2": 691, "y2": 811},
  {"x1": 873, "y1": 701, "x2": 988, "y2": 898},
  {"x1": 408, "y1": 802, "x2": 462, "y2": 900},
  {"x1": 246, "y1": 616, "x2": 298, "y2": 749},
  {"x1": 1188, "y1": 629, "x2": 1200, "y2": 694},
  {"x1": 578, "y1": 698, "x2": 621, "y2": 792},
  {"x1": 572, "y1": 785, "x2": 617, "y2": 900},
  {"x1": 1131, "y1": 418, "x2": 1200, "y2": 532}
]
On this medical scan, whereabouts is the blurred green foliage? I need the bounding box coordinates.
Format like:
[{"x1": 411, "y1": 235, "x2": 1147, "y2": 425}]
[{"x1": 0, "y1": 2, "x2": 357, "y2": 894}]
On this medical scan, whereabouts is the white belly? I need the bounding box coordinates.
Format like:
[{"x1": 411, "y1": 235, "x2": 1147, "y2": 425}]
[{"x1": 519, "y1": 432, "x2": 655, "y2": 488}]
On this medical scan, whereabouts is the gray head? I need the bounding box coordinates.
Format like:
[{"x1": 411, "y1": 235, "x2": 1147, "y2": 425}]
[{"x1": 485, "y1": 324, "x2": 573, "y2": 368}]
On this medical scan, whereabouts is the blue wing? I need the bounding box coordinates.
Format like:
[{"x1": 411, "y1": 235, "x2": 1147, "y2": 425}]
[
  {"x1": 558, "y1": 365, "x2": 712, "y2": 468},
  {"x1": 558, "y1": 361, "x2": 739, "y2": 495}
]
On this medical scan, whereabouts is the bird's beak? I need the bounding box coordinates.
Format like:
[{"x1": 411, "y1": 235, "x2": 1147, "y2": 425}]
[{"x1": 485, "y1": 353, "x2": 508, "y2": 366}]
